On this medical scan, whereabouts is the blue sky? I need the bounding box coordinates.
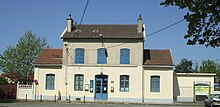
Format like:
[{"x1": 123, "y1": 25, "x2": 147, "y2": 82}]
[{"x1": 0, "y1": 0, "x2": 219, "y2": 70}]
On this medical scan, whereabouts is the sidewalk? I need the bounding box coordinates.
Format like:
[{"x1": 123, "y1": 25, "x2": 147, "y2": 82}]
[
  {"x1": 13, "y1": 99, "x2": 204, "y2": 106},
  {"x1": 0, "y1": 99, "x2": 204, "y2": 107}
]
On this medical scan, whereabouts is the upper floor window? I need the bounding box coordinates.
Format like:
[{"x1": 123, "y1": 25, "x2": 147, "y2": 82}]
[
  {"x1": 46, "y1": 74, "x2": 55, "y2": 90},
  {"x1": 120, "y1": 75, "x2": 129, "y2": 92},
  {"x1": 150, "y1": 76, "x2": 160, "y2": 92},
  {"x1": 97, "y1": 48, "x2": 107, "y2": 64},
  {"x1": 75, "y1": 48, "x2": 84, "y2": 64},
  {"x1": 120, "y1": 48, "x2": 130, "y2": 64},
  {"x1": 74, "y1": 74, "x2": 84, "y2": 91}
]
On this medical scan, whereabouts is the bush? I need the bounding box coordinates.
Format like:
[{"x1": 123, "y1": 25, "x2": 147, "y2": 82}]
[{"x1": 0, "y1": 77, "x2": 8, "y2": 85}]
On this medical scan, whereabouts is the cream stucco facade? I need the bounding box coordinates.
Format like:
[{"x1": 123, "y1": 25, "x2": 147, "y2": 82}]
[
  {"x1": 144, "y1": 67, "x2": 174, "y2": 103},
  {"x1": 34, "y1": 66, "x2": 64, "y2": 100},
  {"x1": 33, "y1": 15, "x2": 215, "y2": 104},
  {"x1": 34, "y1": 37, "x2": 145, "y2": 102},
  {"x1": 61, "y1": 37, "x2": 144, "y2": 102},
  {"x1": 174, "y1": 73, "x2": 215, "y2": 102}
]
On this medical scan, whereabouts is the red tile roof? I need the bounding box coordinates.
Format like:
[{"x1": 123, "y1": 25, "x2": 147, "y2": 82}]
[
  {"x1": 143, "y1": 49, "x2": 174, "y2": 66},
  {"x1": 34, "y1": 49, "x2": 62, "y2": 65}
]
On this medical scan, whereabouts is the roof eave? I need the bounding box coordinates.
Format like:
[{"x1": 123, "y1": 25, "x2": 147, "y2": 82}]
[
  {"x1": 62, "y1": 37, "x2": 144, "y2": 39},
  {"x1": 33, "y1": 49, "x2": 44, "y2": 64},
  {"x1": 60, "y1": 27, "x2": 67, "y2": 39},
  {"x1": 175, "y1": 73, "x2": 216, "y2": 76},
  {"x1": 143, "y1": 64, "x2": 175, "y2": 68},
  {"x1": 34, "y1": 63, "x2": 62, "y2": 67}
]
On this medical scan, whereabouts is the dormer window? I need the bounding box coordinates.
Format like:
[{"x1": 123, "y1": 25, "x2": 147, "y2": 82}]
[
  {"x1": 75, "y1": 30, "x2": 81, "y2": 33},
  {"x1": 92, "y1": 30, "x2": 99, "y2": 33},
  {"x1": 52, "y1": 54, "x2": 62, "y2": 58}
]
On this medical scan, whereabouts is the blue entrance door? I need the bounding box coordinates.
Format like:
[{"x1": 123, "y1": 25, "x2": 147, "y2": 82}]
[{"x1": 95, "y1": 75, "x2": 108, "y2": 100}]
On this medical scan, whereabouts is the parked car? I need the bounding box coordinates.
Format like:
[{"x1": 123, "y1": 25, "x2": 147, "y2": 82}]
[{"x1": 204, "y1": 94, "x2": 220, "y2": 107}]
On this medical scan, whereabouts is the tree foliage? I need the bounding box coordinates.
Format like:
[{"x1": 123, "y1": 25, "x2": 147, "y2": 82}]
[
  {"x1": 0, "y1": 77, "x2": 8, "y2": 85},
  {"x1": 199, "y1": 59, "x2": 220, "y2": 83},
  {"x1": 175, "y1": 58, "x2": 193, "y2": 73},
  {"x1": 161, "y1": 0, "x2": 220, "y2": 47},
  {"x1": 0, "y1": 31, "x2": 47, "y2": 83},
  {"x1": 200, "y1": 59, "x2": 220, "y2": 73}
]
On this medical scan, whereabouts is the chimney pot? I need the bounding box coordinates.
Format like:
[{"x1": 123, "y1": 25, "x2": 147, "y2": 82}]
[
  {"x1": 137, "y1": 14, "x2": 143, "y2": 33},
  {"x1": 67, "y1": 14, "x2": 74, "y2": 32}
]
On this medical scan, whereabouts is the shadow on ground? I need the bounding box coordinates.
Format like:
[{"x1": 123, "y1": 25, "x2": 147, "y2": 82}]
[{"x1": 0, "y1": 99, "x2": 17, "y2": 103}]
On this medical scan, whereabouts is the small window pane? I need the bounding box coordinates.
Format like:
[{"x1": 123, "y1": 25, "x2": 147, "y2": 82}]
[
  {"x1": 46, "y1": 74, "x2": 55, "y2": 90},
  {"x1": 120, "y1": 75, "x2": 129, "y2": 92},
  {"x1": 150, "y1": 76, "x2": 160, "y2": 92},
  {"x1": 74, "y1": 74, "x2": 84, "y2": 91}
]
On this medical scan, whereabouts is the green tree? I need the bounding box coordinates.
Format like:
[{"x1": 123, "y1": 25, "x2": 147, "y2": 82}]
[
  {"x1": 160, "y1": 0, "x2": 220, "y2": 47},
  {"x1": 200, "y1": 59, "x2": 219, "y2": 73},
  {"x1": 200, "y1": 59, "x2": 220, "y2": 83},
  {"x1": 175, "y1": 58, "x2": 193, "y2": 73},
  {"x1": 0, "y1": 77, "x2": 8, "y2": 85},
  {"x1": 0, "y1": 31, "x2": 47, "y2": 83}
]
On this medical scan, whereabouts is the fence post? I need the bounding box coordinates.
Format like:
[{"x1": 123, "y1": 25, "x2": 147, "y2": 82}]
[
  {"x1": 193, "y1": 81, "x2": 195, "y2": 104},
  {"x1": 209, "y1": 82, "x2": 211, "y2": 95},
  {"x1": 83, "y1": 95, "x2": 85, "y2": 103},
  {"x1": 69, "y1": 95, "x2": 70, "y2": 103},
  {"x1": 26, "y1": 94, "x2": 27, "y2": 102},
  {"x1": 55, "y1": 95, "x2": 56, "y2": 102},
  {"x1": 40, "y1": 94, "x2": 42, "y2": 102}
]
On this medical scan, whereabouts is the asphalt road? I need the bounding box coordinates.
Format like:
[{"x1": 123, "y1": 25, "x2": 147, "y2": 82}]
[{"x1": 0, "y1": 102, "x2": 203, "y2": 107}]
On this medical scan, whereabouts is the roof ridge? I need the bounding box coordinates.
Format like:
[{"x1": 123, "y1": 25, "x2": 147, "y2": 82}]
[
  {"x1": 42, "y1": 48, "x2": 62, "y2": 50},
  {"x1": 76, "y1": 24, "x2": 138, "y2": 26},
  {"x1": 144, "y1": 49, "x2": 170, "y2": 51}
]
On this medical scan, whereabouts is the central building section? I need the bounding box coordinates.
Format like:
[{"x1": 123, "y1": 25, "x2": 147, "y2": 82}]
[{"x1": 61, "y1": 15, "x2": 144, "y2": 102}]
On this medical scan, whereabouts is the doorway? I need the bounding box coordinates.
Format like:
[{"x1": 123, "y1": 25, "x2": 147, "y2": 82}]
[{"x1": 95, "y1": 75, "x2": 108, "y2": 100}]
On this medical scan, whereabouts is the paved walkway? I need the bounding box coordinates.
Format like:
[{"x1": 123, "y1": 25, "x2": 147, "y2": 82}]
[{"x1": 0, "y1": 101, "x2": 204, "y2": 107}]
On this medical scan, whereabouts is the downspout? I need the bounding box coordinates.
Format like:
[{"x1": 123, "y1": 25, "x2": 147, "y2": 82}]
[
  {"x1": 65, "y1": 14, "x2": 73, "y2": 100},
  {"x1": 37, "y1": 67, "x2": 39, "y2": 99},
  {"x1": 142, "y1": 66, "x2": 144, "y2": 103},
  {"x1": 137, "y1": 14, "x2": 145, "y2": 103},
  {"x1": 65, "y1": 46, "x2": 69, "y2": 100}
]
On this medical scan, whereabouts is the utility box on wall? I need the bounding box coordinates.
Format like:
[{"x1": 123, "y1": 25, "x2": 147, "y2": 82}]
[{"x1": 90, "y1": 80, "x2": 94, "y2": 93}]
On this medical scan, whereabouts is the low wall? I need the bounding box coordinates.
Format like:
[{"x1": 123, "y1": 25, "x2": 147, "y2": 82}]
[{"x1": 17, "y1": 84, "x2": 34, "y2": 99}]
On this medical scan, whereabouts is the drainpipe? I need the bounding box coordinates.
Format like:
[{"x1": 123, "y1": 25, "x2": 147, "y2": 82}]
[
  {"x1": 37, "y1": 67, "x2": 39, "y2": 99},
  {"x1": 137, "y1": 14, "x2": 144, "y2": 103},
  {"x1": 65, "y1": 45, "x2": 69, "y2": 100},
  {"x1": 142, "y1": 67, "x2": 144, "y2": 103}
]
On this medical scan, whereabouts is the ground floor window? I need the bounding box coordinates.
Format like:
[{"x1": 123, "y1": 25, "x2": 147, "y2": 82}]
[
  {"x1": 46, "y1": 74, "x2": 55, "y2": 90},
  {"x1": 120, "y1": 75, "x2": 129, "y2": 92},
  {"x1": 74, "y1": 74, "x2": 84, "y2": 91},
  {"x1": 150, "y1": 76, "x2": 160, "y2": 92}
]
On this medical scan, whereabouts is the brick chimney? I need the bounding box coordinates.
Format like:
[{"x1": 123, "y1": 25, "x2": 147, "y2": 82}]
[
  {"x1": 67, "y1": 14, "x2": 74, "y2": 32},
  {"x1": 137, "y1": 14, "x2": 143, "y2": 33}
]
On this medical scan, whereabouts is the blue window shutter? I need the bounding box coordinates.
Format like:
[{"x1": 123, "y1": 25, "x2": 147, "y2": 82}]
[
  {"x1": 120, "y1": 48, "x2": 130, "y2": 64},
  {"x1": 97, "y1": 49, "x2": 101, "y2": 64},
  {"x1": 75, "y1": 48, "x2": 84, "y2": 64},
  {"x1": 79, "y1": 49, "x2": 84, "y2": 63},
  {"x1": 97, "y1": 48, "x2": 106, "y2": 64}
]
